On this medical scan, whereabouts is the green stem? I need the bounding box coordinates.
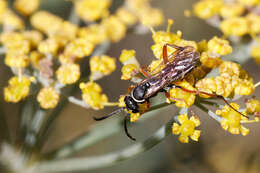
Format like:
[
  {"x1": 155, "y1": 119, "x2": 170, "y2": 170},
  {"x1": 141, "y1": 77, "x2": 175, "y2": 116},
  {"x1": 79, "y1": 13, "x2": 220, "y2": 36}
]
[
  {"x1": 44, "y1": 102, "x2": 170, "y2": 159},
  {"x1": 39, "y1": 112, "x2": 175, "y2": 172}
]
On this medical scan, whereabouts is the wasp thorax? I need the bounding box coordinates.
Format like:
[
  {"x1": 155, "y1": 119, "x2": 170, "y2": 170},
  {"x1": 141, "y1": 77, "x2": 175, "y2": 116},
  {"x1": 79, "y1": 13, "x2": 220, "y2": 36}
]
[{"x1": 132, "y1": 83, "x2": 150, "y2": 102}]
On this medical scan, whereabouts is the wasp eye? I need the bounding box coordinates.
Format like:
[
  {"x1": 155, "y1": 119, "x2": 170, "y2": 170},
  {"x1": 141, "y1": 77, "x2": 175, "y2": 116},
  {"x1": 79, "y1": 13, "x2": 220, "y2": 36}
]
[
  {"x1": 124, "y1": 96, "x2": 139, "y2": 113},
  {"x1": 132, "y1": 84, "x2": 149, "y2": 101}
]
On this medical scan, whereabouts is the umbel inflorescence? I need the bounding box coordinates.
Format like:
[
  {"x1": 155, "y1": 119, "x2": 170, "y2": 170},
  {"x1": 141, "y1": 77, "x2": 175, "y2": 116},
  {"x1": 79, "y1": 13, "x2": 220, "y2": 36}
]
[
  {"x1": 1, "y1": 0, "x2": 259, "y2": 147},
  {"x1": 192, "y1": 0, "x2": 260, "y2": 65}
]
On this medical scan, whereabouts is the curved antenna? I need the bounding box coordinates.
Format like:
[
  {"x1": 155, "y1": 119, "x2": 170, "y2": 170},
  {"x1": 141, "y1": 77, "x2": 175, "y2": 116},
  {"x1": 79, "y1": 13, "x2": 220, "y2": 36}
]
[
  {"x1": 124, "y1": 116, "x2": 136, "y2": 141},
  {"x1": 93, "y1": 108, "x2": 124, "y2": 121}
]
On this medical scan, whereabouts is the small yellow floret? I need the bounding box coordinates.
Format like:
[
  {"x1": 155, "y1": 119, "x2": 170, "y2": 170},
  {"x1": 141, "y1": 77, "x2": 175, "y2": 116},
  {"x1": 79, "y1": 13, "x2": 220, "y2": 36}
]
[
  {"x1": 116, "y1": 8, "x2": 137, "y2": 26},
  {"x1": 101, "y1": 15, "x2": 127, "y2": 42},
  {"x1": 80, "y1": 81, "x2": 108, "y2": 110},
  {"x1": 193, "y1": 0, "x2": 223, "y2": 19},
  {"x1": 246, "y1": 98, "x2": 260, "y2": 115},
  {"x1": 4, "y1": 76, "x2": 31, "y2": 103},
  {"x1": 5, "y1": 52, "x2": 29, "y2": 68},
  {"x1": 56, "y1": 63, "x2": 81, "y2": 84},
  {"x1": 121, "y1": 64, "x2": 138, "y2": 80},
  {"x1": 75, "y1": 0, "x2": 111, "y2": 22},
  {"x1": 238, "y1": 0, "x2": 260, "y2": 6},
  {"x1": 38, "y1": 38, "x2": 59, "y2": 55},
  {"x1": 78, "y1": 24, "x2": 107, "y2": 45},
  {"x1": 168, "y1": 81, "x2": 196, "y2": 108},
  {"x1": 220, "y1": 17, "x2": 250, "y2": 36},
  {"x1": 172, "y1": 113, "x2": 201, "y2": 143},
  {"x1": 90, "y1": 55, "x2": 116, "y2": 80},
  {"x1": 220, "y1": 3, "x2": 245, "y2": 19},
  {"x1": 14, "y1": 0, "x2": 39, "y2": 16},
  {"x1": 208, "y1": 36, "x2": 232, "y2": 55},
  {"x1": 64, "y1": 38, "x2": 95, "y2": 58},
  {"x1": 216, "y1": 103, "x2": 249, "y2": 136},
  {"x1": 37, "y1": 87, "x2": 60, "y2": 109}
]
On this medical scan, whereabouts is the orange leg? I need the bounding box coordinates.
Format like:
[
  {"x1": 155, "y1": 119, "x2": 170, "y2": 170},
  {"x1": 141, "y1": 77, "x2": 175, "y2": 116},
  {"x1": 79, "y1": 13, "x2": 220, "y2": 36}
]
[
  {"x1": 174, "y1": 85, "x2": 248, "y2": 118},
  {"x1": 139, "y1": 66, "x2": 150, "y2": 77},
  {"x1": 163, "y1": 43, "x2": 184, "y2": 64},
  {"x1": 127, "y1": 85, "x2": 135, "y2": 95}
]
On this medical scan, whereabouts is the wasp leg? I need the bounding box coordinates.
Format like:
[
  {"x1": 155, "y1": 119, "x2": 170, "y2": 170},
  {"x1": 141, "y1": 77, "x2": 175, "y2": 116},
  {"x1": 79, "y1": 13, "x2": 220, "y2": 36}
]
[
  {"x1": 173, "y1": 85, "x2": 248, "y2": 118},
  {"x1": 164, "y1": 91, "x2": 186, "y2": 103},
  {"x1": 139, "y1": 66, "x2": 150, "y2": 77},
  {"x1": 124, "y1": 116, "x2": 136, "y2": 141},
  {"x1": 163, "y1": 43, "x2": 184, "y2": 65},
  {"x1": 127, "y1": 85, "x2": 135, "y2": 95}
]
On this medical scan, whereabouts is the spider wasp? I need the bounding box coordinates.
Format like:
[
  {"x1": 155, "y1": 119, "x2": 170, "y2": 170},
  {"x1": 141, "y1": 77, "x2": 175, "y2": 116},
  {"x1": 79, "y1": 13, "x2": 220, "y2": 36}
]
[{"x1": 94, "y1": 43, "x2": 247, "y2": 141}]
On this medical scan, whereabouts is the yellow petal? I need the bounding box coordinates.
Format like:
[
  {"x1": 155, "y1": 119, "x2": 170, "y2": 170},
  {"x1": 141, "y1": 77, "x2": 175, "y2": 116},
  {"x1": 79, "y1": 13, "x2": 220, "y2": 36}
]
[
  {"x1": 190, "y1": 116, "x2": 201, "y2": 127},
  {"x1": 240, "y1": 126, "x2": 250, "y2": 136},
  {"x1": 178, "y1": 113, "x2": 188, "y2": 124},
  {"x1": 220, "y1": 119, "x2": 229, "y2": 130},
  {"x1": 178, "y1": 135, "x2": 189, "y2": 143},
  {"x1": 229, "y1": 127, "x2": 240, "y2": 134},
  {"x1": 172, "y1": 123, "x2": 180, "y2": 135},
  {"x1": 190, "y1": 130, "x2": 201, "y2": 142}
]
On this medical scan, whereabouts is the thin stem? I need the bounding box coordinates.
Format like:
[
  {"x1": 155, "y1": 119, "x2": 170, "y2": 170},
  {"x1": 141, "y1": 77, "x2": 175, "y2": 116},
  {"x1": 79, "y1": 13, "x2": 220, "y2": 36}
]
[
  {"x1": 68, "y1": 96, "x2": 91, "y2": 109},
  {"x1": 44, "y1": 102, "x2": 170, "y2": 159},
  {"x1": 195, "y1": 102, "x2": 224, "y2": 123},
  {"x1": 38, "y1": 114, "x2": 176, "y2": 172}
]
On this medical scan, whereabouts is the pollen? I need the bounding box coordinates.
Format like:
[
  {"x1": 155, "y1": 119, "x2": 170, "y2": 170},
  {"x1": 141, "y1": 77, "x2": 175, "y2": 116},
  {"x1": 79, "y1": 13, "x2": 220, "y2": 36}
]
[
  {"x1": 130, "y1": 112, "x2": 141, "y2": 122},
  {"x1": 56, "y1": 63, "x2": 81, "y2": 85},
  {"x1": 90, "y1": 55, "x2": 116, "y2": 81},
  {"x1": 172, "y1": 113, "x2": 201, "y2": 143},
  {"x1": 75, "y1": 0, "x2": 111, "y2": 22},
  {"x1": 121, "y1": 64, "x2": 139, "y2": 80},
  {"x1": 220, "y1": 17, "x2": 250, "y2": 36},
  {"x1": 64, "y1": 38, "x2": 95, "y2": 58},
  {"x1": 80, "y1": 81, "x2": 108, "y2": 110},
  {"x1": 101, "y1": 15, "x2": 127, "y2": 42},
  {"x1": 168, "y1": 81, "x2": 196, "y2": 108},
  {"x1": 193, "y1": 0, "x2": 223, "y2": 19},
  {"x1": 4, "y1": 76, "x2": 31, "y2": 103},
  {"x1": 207, "y1": 36, "x2": 232, "y2": 56},
  {"x1": 37, "y1": 87, "x2": 60, "y2": 109},
  {"x1": 216, "y1": 103, "x2": 250, "y2": 136}
]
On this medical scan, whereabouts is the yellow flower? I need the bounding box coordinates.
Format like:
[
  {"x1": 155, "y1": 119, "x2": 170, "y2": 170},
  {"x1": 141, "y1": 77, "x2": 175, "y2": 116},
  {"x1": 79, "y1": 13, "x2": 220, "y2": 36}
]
[
  {"x1": 214, "y1": 75, "x2": 233, "y2": 97},
  {"x1": 38, "y1": 38, "x2": 59, "y2": 55},
  {"x1": 37, "y1": 87, "x2": 60, "y2": 109},
  {"x1": 4, "y1": 76, "x2": 31, "y2": 103},
  {"x1": 251, "y1": 40, "x2": 260, "y2": 65},
  {"x1": 119, "y1": 49, "x2": 139, "y2": 66},
  {"x1": 220, "y1": 3, "x2": 245, "y2": 19},
  {"x1": 216, "y1": 103, "x2": 249, "y2": 135},
  {"x1": 56, "y1": 63, "x2": 81, "y2": 84},
  {"x1": 246, "y1": 13, "x2": 260, "y2": 36},
  {"x1": 219, "y1": 61, "x2": 241, "y2": 77},
  {"x1": 14, "y1": 0, "x2": 39, "y2": 16},
  {"x1": 75, "y1": 0, "x2": 111, "y2": 22},
  {"x1": 200, "y1": 52, "x2": 222, "y2": 68},
  {"x1": 234, "y1": 78, "x2": 255, "y2": 96},
  {"x1": 64, "y1": 38, "x2": 95, "y2": 58},
  {"x1": 5, "y1": 52, "x2": 29, "y2": 68},
  {"x1": 22, "y1": 30, "x2": 43, "y2": 48},
  {"x1": 78, "y1": 24, "x2": 107, "y2": 45},
  {"x1": 238, "y1": 0, "x2": 260, "y2": 6},
  {"x1": 130, "y1": 112, "x2": 141, "y2": 122},
  {"x1": 139, "y1": 7, "x2": 164, "y2": 26},
  {"x1": 118, "y1": 95, "x2": 126, "y2": 107},
  {"x1": 246, "y1": 98, "x2": 260, "y2": 115},
  {"x1": 195, "y1": 77, "x2": 217, "y2": 98},
  {"x1": 90, "y1": 55, "x2": 116, "y2": 80},
  {"x1": 80, "y1": 81, "x2": 108, "y2": 110},
  {"x1": 207, "y1": 36, "x2": 232, "y2": 55},
  {"x1": 116, "y1": 8, "x2": 137, "y2": 26},
  {"x1": 0, "y1": 32, "x2": 30, "y2": 54},
  {"x1": 220, "y1": 17, "x2": 250, "y2": 36},
  {"x1": 30, "y1": 51, "x2": 44, "y2": 69},
  {"x1": 172, "y1": 114, "x2": 201, "y2": 143},
  {"x1": 101, "y1": 15, "x2": 127, "y2": 42},
  {"x1": 168, "y1": 81, "x2": 196, "y2": 108},
  {"x1": 121, "y1": 64, "x2": 139, "y2": 80},
  {"x1": 2, "y1": 9, "x2": 24, "y2": 30},
  {"x1": 193, "y1": 0, "x2": 223, "y2": 19}
]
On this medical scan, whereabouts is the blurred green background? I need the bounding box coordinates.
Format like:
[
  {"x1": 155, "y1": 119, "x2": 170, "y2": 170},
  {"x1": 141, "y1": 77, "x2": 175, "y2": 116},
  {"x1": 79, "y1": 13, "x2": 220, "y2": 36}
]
[{"x1": 1, "y1": 0, "x2": 260, "y2": 173}]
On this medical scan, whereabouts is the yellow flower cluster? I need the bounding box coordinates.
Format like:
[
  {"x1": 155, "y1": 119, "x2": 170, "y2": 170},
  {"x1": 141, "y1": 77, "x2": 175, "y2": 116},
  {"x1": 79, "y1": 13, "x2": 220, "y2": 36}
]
[
  {"x1": 196, "y1": 61, "x2": 254, "y2": 98},
  {"x1": 80, "y1": 82, "x2": 108, "y2": 110},
  {"x1": 193, "y1": 0, "x2": 260, "y2": 64},
  {"x1": 246, "y1": 98, "x2": 260, "y2": 115},
  {"x1": 216, "y1": 103, "x2": 253, "y2": 135},
  {"x1": 172, "y1": 113, "x2": 201, "y2": 143},
  {"x1": 37, "y1": 87, "x2": 60, "y2": 109},
  {"x1": 4, "y1": 76, "x2": 31, "y2": 103},
  {"x1": 14, "y1": 0, "x2": 39, "y2": 16}
]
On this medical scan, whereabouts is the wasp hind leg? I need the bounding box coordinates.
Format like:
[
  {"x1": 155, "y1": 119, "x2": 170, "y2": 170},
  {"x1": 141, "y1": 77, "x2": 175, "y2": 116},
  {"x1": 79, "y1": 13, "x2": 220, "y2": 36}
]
[{"x1": 163, "y1": 43, "x2": 184, "y2": 65}]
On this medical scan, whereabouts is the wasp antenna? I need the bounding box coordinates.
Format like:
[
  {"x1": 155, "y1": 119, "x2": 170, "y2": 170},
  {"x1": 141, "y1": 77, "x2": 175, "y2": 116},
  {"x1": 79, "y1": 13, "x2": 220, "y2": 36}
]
[
  {"x1": 217, "y1": 95, "x2": 249, "y2": 118},
  {"x1": 124, "y1": 116, "x2": 136, "y2": 141},
  {"x1": 93, "y1": 108, "x2": 124, "y2": 121}
]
